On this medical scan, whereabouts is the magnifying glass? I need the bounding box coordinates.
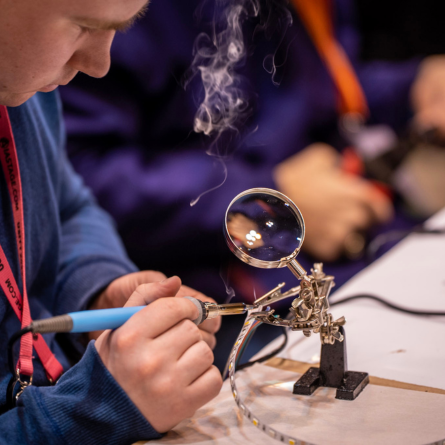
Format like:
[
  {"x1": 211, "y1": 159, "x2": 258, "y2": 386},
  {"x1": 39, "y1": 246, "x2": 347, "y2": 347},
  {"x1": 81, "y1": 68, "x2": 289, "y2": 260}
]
[{"x1": 224, "y1": 188, "x2": 308, "y2": 280}]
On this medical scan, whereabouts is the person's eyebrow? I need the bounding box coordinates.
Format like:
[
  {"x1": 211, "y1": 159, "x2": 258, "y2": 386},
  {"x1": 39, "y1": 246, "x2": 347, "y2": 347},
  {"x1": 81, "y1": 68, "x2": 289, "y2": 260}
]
[{"x1": 74, "y1": 1, "x2": 150, "y2": 32}]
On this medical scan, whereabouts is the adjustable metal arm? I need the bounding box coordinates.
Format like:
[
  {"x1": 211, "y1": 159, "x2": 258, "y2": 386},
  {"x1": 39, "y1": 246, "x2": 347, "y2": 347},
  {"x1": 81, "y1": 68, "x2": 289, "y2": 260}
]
[
  {"x1": 250, "y1": 263, "x2": 346, "y2": 345},
  {"x1": 253, "y1": 283, "x2": 301, "y2": 307}
]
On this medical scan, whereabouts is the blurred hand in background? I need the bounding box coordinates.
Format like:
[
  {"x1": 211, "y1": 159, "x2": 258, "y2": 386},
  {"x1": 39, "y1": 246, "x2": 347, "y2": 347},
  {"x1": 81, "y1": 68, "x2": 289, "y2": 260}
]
[
  {"x1": 273, "y1": 143, "x2": 394, "y2": 261},
  {"x1": 411, "y1": 55, "x2": 445, "y2": 137}
]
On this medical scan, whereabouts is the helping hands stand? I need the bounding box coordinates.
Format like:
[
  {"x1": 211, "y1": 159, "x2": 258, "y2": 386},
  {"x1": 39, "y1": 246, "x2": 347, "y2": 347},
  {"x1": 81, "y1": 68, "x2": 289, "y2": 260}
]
[
  {"x1": 224, "y1": 188, "x2": 369, "y2": 401},
  {"x1": 250, "y1": 262, "x2": 369, "y2": 401}
]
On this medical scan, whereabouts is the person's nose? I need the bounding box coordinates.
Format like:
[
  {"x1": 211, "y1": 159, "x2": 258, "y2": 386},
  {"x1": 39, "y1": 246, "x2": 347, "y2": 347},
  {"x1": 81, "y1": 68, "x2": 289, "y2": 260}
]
[{"x1": 68, "y1": 31, "x2": 115, "y2": 79}]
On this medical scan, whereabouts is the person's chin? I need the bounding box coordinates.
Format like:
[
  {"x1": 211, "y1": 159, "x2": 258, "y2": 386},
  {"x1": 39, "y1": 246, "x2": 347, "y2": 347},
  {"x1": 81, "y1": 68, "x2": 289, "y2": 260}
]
[
  {"x1": 0, "y1": 91, "x2": 36, "y2": 107},
  {"x1": 38, "y1": 84, "x2": 59, "y2": 93}
]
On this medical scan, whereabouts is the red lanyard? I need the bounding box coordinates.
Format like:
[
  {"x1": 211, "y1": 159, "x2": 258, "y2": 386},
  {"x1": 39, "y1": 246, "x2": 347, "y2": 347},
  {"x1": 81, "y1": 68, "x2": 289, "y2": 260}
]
[{"x1": 0, "y1": 105, "x2": 63, "y2": 383}]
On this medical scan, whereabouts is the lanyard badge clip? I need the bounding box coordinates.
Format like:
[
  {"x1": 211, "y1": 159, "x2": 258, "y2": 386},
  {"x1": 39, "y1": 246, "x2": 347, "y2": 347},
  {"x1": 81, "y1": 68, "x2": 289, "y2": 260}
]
[
  {"x1": 15, "y1": 368, "x2": 33, "y2": 401},
  {"x1": 7, "y1": 368, "x2": 33, "y2": 409}
]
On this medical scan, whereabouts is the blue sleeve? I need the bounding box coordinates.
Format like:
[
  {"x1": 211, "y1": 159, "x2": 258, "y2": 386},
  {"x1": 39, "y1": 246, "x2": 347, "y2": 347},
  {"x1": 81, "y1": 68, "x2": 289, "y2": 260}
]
[
  {"x1": 47, "y1": 93, "x2": 139, "y2": 354},
  {"x1": 53, "y1": 92, "x2": 138, "y2": 317},
  {"x1": 0, "y1": 343, "x2": 160, "y2": 444},
  {"x1": 55, "y1": 147, "x2": 138, "y2": 316}
]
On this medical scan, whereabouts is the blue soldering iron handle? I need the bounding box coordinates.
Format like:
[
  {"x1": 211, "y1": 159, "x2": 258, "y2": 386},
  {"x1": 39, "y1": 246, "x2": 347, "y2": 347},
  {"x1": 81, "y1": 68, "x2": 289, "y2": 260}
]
[
  {"x1": 68, "y1": 306, "x2": 146, "y2": 333},
  {"x1": 67, "y1": 297, "x2": 206, "y2": 333},
  {"x1": 28, "y1": 297, "x2": 206, "y2": 334}
]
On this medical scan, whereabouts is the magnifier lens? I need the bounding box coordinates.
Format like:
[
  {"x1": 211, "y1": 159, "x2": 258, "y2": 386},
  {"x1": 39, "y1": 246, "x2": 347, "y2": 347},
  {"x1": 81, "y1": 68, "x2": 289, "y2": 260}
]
[{"x1": 225, "y1": 189, "x2": 305, "y2": 268}]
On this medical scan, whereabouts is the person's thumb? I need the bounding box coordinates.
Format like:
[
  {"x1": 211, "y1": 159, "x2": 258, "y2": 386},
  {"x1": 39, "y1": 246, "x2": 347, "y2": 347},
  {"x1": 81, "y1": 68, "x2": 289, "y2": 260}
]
[
  {"x1": 120, "y1": 270, "x2": 167, "y2": 293},
  {"x1": 124, "y1": 276, "x2": 182, "y2": 307}
]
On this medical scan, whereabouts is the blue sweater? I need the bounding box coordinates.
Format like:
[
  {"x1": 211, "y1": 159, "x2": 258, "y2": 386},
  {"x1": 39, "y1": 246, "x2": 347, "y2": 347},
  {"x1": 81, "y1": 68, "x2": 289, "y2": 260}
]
[{"x1": 0, "y1": 92, "x2": 160, "y2": 443}]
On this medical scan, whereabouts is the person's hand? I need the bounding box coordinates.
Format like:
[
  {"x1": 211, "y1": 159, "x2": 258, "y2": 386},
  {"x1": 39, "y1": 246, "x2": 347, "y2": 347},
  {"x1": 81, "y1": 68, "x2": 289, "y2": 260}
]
[
  {"x1": 175, "y1": 284, "x2": 221, "y2": 349},
  {"x1": 95, "y1": 276, "x2": 223, "y2": 433},
  {"x1": 273, "y1": 143, "x2": 393, "y2": 261},
  {"x1": 89, "y1": 270, "x2": 221, "y2": 348},
  {"x1": 90, "y1": 270, "x2": 167, "y2": 311},
  {"x1": 411, "y1": 55, "x2": 445, "y2": 136}
]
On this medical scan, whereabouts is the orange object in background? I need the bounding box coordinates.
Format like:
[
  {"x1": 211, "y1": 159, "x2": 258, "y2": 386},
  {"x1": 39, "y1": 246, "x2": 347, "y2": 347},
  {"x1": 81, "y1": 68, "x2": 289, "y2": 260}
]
[
  {"x1": 291, "y1": 0, "x2": 368, "y2": 118},
  {"x1": 292, "y1": 0, "x2": 393, "y2": 201}
]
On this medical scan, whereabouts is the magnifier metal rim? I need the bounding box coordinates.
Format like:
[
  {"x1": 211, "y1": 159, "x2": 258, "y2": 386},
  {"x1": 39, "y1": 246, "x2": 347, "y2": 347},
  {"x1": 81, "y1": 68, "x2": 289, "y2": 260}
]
[{"x1": 224, "y1": 187, "x2": 306, "y2": 269}]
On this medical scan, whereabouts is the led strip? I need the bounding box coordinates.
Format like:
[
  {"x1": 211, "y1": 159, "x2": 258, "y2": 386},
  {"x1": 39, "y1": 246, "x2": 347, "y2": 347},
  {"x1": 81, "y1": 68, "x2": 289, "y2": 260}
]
[
  {"x1": 226, "y1": 307, "x2": 316, "y2": 445},
  {"x1": 227, "y1": 309, "x2": 445, "y2": 445}
]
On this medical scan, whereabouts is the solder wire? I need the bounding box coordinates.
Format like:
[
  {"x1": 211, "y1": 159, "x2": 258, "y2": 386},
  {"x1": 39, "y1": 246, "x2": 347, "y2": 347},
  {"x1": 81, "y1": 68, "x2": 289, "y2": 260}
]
[{"x1": 226, "y1": 307, "x2": 316, "y2": 445}]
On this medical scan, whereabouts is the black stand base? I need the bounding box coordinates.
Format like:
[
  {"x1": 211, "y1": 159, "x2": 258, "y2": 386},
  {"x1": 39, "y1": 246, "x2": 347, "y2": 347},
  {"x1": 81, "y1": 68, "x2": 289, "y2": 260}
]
[
  {"x1": 293, "y1": 367, "x2": 369, "y2": 400},
  {"x1": 293, "y1": 327, "x2": 369, "y2": 401}
]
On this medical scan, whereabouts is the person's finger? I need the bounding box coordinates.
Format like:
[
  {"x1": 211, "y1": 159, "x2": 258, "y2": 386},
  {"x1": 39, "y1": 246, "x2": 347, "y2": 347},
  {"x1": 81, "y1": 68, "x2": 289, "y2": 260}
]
[
  {"x1": 182, "y1": 365, "x2": 222, "y2": 412},
  {"x1": 333, "y1": 175, "x2": 373, "y2": 201},
  {"x1": 125, "y1": 270, "x2": 167, "y2": 287},
  {"x1": 97, "y1": 270, "x2": 168, "y2": 309},
  {"x1": 340, "y1": 202, "x2": 373, "y2": 231},
  {"x1": 339, "y1": 176, "x2": 393, "y2": 224},
  {"x1": 362, "y1": 186, "x2": 394, "y2": 224},
  {"x1": 176, "y1": 285, "x2": 216, "y2": 303},
  {"x1": 125, "y1": 295, "x2": 199, "y2": 339},
  {"x1": 151, "y1": 319, "x2": 202, "y2": 361},
  {"x1": 198, "y1": 317, "x2": 221, "y2": 335},
  {"x1": 410, "y1": 55, "x2": 445, "y2": 113},
  {"x1": 176, "y1": 285, "x2": 222, "y2": 334},
  {"x1": 304, "y1": 219, "x2": 349, "y2": 261},
  {"x1": 301, "y1": 143, "x2": 340, "y2": 169},
  {"x1": 125, "y1": 276, "x2": 182, "y2": 307},
  {"x1": 177, "y1": 340, "x2": 215, "y2": 386},
  {"x1": 414, "y1": 106, "x2": 445, "y2": 136},
  {"x1": 198, "y1": 329, "x2": 217, "y2": 349},
  {"x1": 89, "y1": 276, "x2": 180, "y2": 341}
]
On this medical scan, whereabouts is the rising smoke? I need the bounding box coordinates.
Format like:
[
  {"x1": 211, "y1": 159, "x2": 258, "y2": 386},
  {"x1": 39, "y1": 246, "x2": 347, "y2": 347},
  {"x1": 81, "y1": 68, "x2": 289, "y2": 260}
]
[
  {"x1": 185, "y1": 0, "x2": 292, "y2": 143},
  {"x1": 184, "y1": 0, "x2": 293, "y2": 300},
  {"x1": 189, "y1": 1, "x2": 257, "y2": 138}
]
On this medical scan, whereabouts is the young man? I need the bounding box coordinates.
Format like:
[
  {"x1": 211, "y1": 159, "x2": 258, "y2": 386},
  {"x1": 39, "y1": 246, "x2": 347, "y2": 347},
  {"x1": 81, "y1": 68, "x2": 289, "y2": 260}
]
[{"x1": 0, "y1": 0, "x2": 222, "y2": 443}]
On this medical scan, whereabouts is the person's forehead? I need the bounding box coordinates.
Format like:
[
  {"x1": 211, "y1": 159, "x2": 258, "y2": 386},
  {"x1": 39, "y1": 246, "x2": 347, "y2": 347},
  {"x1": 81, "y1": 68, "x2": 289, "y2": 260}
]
[{"x1": 57, "y1": 0, "x2": 150, "y2": 27}]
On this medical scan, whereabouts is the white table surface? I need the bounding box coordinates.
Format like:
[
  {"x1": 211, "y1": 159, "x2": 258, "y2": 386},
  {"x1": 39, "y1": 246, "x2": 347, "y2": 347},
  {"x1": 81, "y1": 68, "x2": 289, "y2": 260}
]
[
  {"x1": 147, "y1": 209, "x2": 445, "y2": 445},
  {"x1": 257, "y1": 207, "x2": 445, "y2": 390}
]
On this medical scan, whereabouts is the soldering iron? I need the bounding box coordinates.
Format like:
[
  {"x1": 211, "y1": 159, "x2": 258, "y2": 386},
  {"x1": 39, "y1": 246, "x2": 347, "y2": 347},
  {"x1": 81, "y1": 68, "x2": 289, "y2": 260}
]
[
  {"x1": 19, "y1": 298, "x2": 253, "y2": 335},
  {"x1": 7, "y1": 298, "x2": 253, "y2": 378},
  {"x1": 4, "y1": 297, "x2": 255, "y2": 410}
]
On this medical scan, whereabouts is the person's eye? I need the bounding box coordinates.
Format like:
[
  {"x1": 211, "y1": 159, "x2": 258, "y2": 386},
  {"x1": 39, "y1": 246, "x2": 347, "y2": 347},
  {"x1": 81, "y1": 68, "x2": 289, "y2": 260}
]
[{"x1": 78, "y1": 25, "x2": 94, "y2": 35}]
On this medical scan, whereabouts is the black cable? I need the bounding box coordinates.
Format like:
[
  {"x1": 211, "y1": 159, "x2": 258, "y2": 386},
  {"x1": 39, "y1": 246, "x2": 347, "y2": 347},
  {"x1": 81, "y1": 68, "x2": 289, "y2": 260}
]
[
  {"x1": 236, "y1": 325, "x2": 289, "y2": 371},
  {"x1": 366, "y1": 226, "x2": 445, "y2": 263},
  {"x1": 7, "y1": 326, "x2": 33, "y2": 377},
  {"x1": 330, "y1": 294, "x2": 445, "y2": 316},
  {"x1": 235, "y1": 291, "x2": 445, "y2": 373}
]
